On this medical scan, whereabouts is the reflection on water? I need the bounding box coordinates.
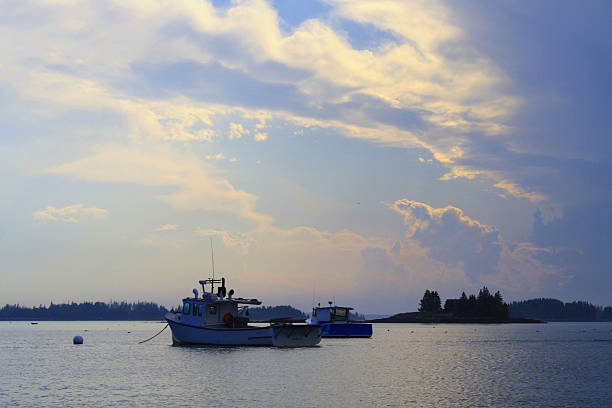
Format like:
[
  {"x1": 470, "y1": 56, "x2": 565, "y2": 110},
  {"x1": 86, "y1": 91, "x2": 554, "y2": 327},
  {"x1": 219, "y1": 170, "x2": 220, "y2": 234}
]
[{"x1": 1, "y1": 321, "x2": 611, "y2": 407}]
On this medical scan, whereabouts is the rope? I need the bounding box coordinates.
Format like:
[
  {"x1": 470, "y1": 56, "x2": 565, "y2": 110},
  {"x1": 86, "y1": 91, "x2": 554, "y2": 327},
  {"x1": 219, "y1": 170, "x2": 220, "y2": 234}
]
[{"x1": 138, "y1": 323, "x2": 169, "y2": 344}]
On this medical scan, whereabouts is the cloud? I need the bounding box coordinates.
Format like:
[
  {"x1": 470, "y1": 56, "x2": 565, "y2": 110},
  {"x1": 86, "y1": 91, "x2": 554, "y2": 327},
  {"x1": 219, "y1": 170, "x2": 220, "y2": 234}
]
[
  {"x1": 4, "y1": 0, "x2": 607, "y2": 209},
  {"x1": 493, "y1": 180, "x2": 547, "y2": 203},
  {"x1": 33, "y1": 204, "x2": 108, "y2": 223},
  {"x1": 392, "y1": 199, "x2": 502, "y2": 278},
  {"x1": 254, "y1": 132, "x2": 268, "y2": 141},
  {"x1": 228, "y1": 122, "x2": 249, "y2": 139},
  {"x1": 205, "y1": 153, "x2": 226, "y2": 160},
  {"x1": 0, "y1": 0, "x2": 559, "y2": 206},
  {"x1": 195, "y1": 228, "x2": 257, "y2": 255},
  {"x1": 155, "y1": 224, "x2": 178, "y2": 231},
  {"x1": 490, "y1": 244, "x2": 572, "y2": 295},
  {"x1": 45, "y1": 144, "x2": 273, "y2": 225},
  {"x1": 387, "y1": 198, "x2": 578, "y2": 297}
]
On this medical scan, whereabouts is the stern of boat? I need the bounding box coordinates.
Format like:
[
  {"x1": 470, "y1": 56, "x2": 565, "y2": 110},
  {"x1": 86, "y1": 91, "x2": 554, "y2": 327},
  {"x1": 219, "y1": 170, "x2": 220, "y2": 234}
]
[{"x1": 271, "y1": 324, "x2": 322, "y2": 347}]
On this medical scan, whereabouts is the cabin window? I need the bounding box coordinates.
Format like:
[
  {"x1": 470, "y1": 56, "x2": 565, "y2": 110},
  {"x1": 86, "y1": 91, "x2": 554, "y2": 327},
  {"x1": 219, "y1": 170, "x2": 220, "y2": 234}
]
[
  {"x1": 332, "y1": 308, "x2": 347, "y2": 319},
  {"x1": 198, "y1": 304, "x2": 204, "y2": 316},
  {"x1": 192, "y1": 303, "x2": 197, "y2": 316},
  {"x1": 312, "y1": 309, "x2": 317, "y2": 316},
  {"x1": 182, "y1": 302, "x2": 190, "y2": 315},
  {"x1": 208, "y1": 305, "x2": 217, "y2": 315}
]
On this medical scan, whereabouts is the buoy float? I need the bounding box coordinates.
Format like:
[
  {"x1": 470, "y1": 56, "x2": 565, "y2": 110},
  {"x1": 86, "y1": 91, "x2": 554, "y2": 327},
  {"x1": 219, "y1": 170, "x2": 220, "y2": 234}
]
[{"x1": 73, "y1": 335, "x2": 83, "y2": 344}]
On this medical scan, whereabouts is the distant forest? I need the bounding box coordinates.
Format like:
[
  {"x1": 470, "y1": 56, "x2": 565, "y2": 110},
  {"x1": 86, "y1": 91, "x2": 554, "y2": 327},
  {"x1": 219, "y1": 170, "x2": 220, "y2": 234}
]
[
  {"x1": 247, "y1": 305, "x2": 307, "y2": 321},
  {"x1": 509, "y1": 298, "x2": 612, "y2": 321},
  {"x1": 0, "y1": 302, "x2": 169, "y2": 321},
  {"x1": 0, "y1": 302, "x2": 313, "y2": 322}
]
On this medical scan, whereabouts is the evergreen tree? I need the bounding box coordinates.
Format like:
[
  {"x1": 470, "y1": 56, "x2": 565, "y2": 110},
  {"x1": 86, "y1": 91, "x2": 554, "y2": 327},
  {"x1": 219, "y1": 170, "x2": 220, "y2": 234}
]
[
  {"x1": 601, "y1": 306, "x2": 612, "y2": 321},
  {"x1": 0, "y1": 301, "x2": 168, "y2": 320},
  {"x1": 419, "y1": 290, "x2": 442, "y2": 312},
  {"x1": 508, "y1": 298, "x2": 608, "y2": 321},
  {"x1": 451, "y1": 287, "x2": 509, "y2": 319}
]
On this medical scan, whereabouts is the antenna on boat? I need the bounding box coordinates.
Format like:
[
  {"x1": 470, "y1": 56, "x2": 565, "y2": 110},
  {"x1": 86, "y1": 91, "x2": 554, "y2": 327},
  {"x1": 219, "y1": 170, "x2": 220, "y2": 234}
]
[
  {"x1": 210, "y1": 237, "x2": 215, "y2": 292},
  {"x1": 312, "y1": 283, "x2": 315, "y2": 311}
]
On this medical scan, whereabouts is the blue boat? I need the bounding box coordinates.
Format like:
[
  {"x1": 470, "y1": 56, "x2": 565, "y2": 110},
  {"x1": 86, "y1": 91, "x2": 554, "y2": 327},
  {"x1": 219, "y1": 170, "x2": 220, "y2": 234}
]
[{"x1": 307, "y1": 302, "x2": 372, "y2": 338}]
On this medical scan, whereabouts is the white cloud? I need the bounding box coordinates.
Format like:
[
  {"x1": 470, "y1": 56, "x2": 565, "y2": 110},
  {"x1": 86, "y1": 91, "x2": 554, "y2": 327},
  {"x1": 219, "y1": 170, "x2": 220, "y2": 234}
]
[
  {"x1": 33, "y1": 204, "x2": 108, "y2": 223},
  {"x1": 228, "y1": 123, "x2": 249, "y2": 139},
  {"x1": 254, "y1": 132, "x2": 268, "y2": 142},
  {"x1": 45, "y1": 144, "x2": 273, "y2": 225},
  {"x1": 0, "y1": 0, "x2": 547, "y2": 204},
  {"x1": 205, "y1": 153, "x2": 226, "y2": 160}
]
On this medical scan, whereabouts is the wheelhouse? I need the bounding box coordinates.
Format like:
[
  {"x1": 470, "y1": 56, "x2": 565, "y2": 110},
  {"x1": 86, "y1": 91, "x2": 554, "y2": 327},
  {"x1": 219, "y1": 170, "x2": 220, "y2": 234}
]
[
  {"x1": 311, "y1": 305, "x2": 353, "y2": 323},
  {"x1": 175, "y1": 277, "x2": 261, "y2": 328}
]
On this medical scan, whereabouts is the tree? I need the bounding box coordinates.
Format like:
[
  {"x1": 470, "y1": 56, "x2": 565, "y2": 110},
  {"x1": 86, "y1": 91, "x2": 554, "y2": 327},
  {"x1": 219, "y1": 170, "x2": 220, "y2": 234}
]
[
  {"x1": 419, "y1": 290, "x2": 442, "y2": 312},
  {"x1": 452, "y1": 288, "x2": 509, "y2": 319},
  {"x1": 508, "y1": 298, "x2": 603, "y2": 321}
]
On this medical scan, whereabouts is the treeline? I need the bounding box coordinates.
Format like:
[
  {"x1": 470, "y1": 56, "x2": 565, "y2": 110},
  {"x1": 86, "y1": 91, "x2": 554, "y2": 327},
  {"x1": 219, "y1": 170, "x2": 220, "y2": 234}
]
[
  {"x1": 509, "y1": 298, "x2": 612, "y2": 321},
  {"x1": 419, "y1": 287, "x2": 509, "y2": 319},
  {"x1": 247, "y1": 305, "x2": 307, "y2": 321},
  {"x1": 350, "y1": 311, "x2": 366, "y2": 321},
  {"x1": 0, "y1": 301, "x2": 169, "y2": 321},
  {"x1": 449, "y1": 288, "x2": 509, "y2": 319}
]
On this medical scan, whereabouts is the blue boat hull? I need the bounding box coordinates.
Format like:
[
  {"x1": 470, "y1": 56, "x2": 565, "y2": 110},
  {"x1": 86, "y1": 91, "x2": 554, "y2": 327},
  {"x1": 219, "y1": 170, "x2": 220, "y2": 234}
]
[{"x1": 321, "y1": 322, "x2": 372, "y2": 338}]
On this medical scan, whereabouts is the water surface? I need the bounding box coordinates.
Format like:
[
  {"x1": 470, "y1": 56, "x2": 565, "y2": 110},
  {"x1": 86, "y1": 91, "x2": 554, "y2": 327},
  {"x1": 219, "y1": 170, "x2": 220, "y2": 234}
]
[{"x1": 1, "y1": 321, "x2": 611, "y2": 407}]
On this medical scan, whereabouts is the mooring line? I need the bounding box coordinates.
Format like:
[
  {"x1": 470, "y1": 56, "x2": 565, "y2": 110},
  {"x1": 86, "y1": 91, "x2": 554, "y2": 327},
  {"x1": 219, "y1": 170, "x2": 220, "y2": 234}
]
[{"x1": 138, "y1": 323, "x2": 169, "y2": 344}]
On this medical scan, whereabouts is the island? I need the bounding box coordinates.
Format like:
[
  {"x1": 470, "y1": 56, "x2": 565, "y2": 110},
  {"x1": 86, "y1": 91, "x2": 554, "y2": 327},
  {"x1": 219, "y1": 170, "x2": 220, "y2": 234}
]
[{"x1": 368, "y1": 287, "x2": 543, "y2": 324}]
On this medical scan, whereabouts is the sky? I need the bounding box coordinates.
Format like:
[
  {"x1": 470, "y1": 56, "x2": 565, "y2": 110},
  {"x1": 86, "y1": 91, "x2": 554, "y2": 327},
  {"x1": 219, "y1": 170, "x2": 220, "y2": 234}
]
[{"x1": 1, "y1": 0, "x2": 611, "y2": 313}]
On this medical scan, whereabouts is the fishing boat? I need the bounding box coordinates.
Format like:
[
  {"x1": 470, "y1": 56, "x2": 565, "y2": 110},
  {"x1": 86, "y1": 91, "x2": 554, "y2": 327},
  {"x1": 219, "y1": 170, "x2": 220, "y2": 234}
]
[
  {"x1": 307, "y1": 302, "x2": 372, "y2": 338},
  {"x1": 165, "y1": 277, "x2": 322, "y2": 347}
]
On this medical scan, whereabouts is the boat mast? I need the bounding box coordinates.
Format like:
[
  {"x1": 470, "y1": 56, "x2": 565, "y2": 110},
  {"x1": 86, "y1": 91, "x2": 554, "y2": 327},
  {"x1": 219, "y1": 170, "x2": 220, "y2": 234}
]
[{"x1": 210, "y1": 237, "x2": 215, "y2": 293}]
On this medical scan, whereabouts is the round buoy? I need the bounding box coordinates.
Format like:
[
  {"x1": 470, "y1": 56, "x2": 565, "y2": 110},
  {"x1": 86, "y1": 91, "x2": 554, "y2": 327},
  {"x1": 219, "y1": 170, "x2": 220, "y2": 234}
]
[{"x1": 73, "y1": 335, "x2": 83, "y2": 344}]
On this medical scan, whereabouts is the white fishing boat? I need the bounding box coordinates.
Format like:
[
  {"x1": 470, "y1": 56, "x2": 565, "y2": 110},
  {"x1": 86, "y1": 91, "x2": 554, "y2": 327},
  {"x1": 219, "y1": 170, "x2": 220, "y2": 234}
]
[{"x1": 165, "y1": 277, "x2": 321, "y2": 347}]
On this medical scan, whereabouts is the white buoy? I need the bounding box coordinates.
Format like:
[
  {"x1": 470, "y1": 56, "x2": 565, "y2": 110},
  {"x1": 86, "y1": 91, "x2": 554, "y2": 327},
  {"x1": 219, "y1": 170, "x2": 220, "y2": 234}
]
[{"x1": 73, "y1": 335, "x2": 83, "y2": 344}]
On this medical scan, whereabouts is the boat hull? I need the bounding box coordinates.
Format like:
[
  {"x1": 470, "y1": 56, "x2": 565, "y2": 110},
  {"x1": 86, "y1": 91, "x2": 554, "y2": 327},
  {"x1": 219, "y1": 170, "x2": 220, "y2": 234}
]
[
  {"x1": 166, "y1": 315, "x2": 321, "y2": 347},
  {"x1": 321, "y1": 322, "x2": 372, "y2": 338}
]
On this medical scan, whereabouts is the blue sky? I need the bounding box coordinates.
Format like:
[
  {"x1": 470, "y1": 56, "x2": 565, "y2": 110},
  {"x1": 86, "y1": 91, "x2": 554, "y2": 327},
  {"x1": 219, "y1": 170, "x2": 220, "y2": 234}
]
[{"x1": 1, "y1": 0, "x2": 610, "y2": 313}]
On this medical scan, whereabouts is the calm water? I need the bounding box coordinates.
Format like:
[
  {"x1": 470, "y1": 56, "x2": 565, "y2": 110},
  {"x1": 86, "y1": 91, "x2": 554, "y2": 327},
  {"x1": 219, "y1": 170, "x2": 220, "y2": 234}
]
[{"x1": 1, "y1": 321, "x2": 611, "y2": 407}]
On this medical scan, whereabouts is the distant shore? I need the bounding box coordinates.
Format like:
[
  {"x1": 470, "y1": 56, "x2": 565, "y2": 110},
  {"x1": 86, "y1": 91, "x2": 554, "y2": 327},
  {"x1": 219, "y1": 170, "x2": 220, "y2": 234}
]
[{"x1": 367, "y1": 312, "x2": 543, "y2": 324}]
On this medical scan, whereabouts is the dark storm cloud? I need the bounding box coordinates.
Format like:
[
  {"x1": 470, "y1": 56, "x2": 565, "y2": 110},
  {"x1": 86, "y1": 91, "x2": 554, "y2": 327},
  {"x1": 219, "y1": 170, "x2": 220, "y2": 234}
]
[{"x1": 445, "y1": 0, "x2": 612, "y2": 205}]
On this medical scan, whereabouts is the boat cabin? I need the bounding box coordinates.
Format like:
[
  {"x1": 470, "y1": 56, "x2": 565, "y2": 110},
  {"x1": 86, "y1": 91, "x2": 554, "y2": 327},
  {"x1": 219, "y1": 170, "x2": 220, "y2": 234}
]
[
  {"x1": 175, "y1": 277, "x2": 261, "y2": 328},
  {"x1": 311, "y1": 302, "x2": 353, "y2": 324}
]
